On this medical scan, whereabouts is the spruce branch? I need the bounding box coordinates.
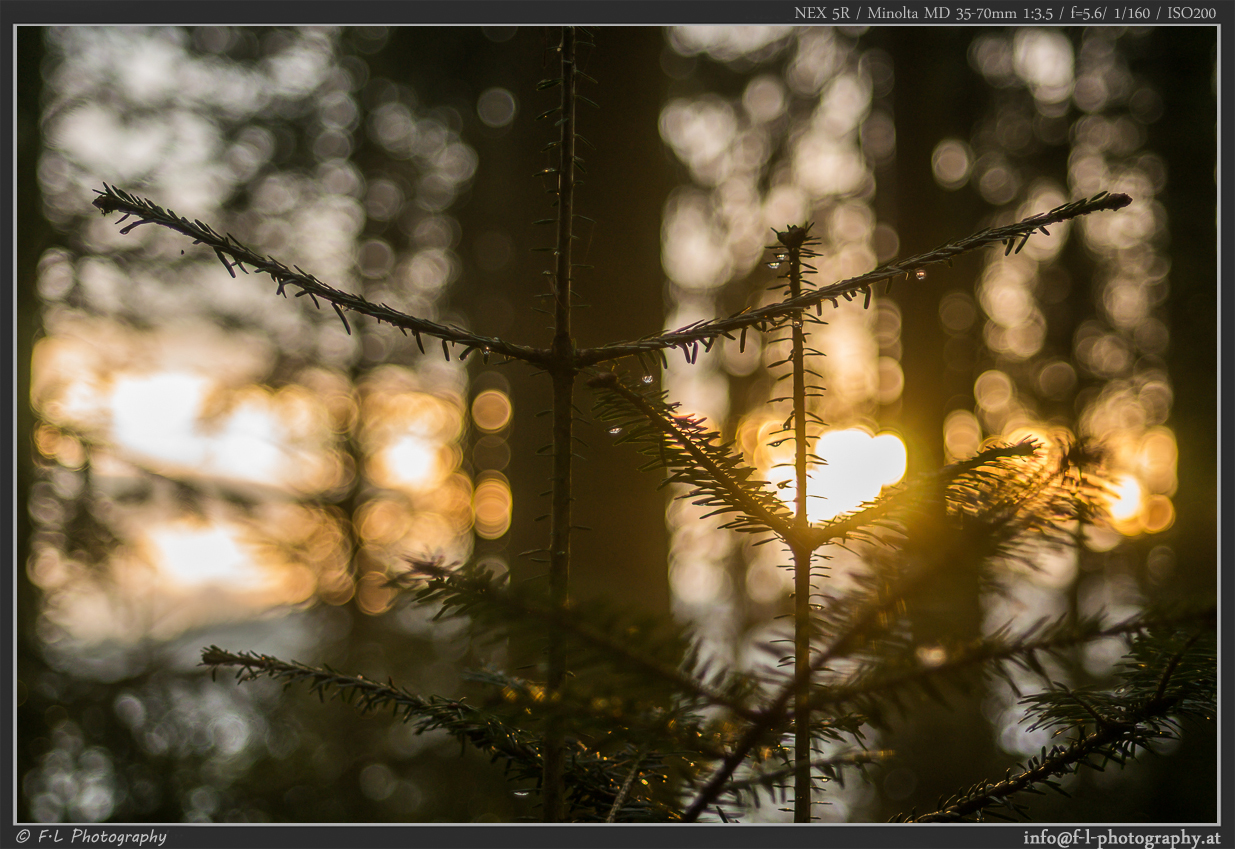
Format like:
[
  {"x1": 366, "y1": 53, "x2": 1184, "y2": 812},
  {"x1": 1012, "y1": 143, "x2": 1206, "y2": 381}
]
[
  {"x1": 87, "y1": 24, "x2": 1209, "y2": 827},
  {"x1": 200, "y1": 645, "x2": 682, "y2": 821},
  {"x1": 465, "y1": 668, "x2": 726, "y2": 768},
  {"x1": 91, "y1": 184, "x2": 548, "y2": 367},
  {"x1": 807, "y1": 440, "x2": 1039, "y2": 548},
  {"x1": 606, "y1": 742, "x2": 651, "y2": 823},
  {"x1": 578, "y1": 192, "x2": 1132, "y2": 365},
  {"x1": 681, "y1": 451, "x2": 1068, "y2": 824},
  {"x1": 944, "y1": 439, "x2": 1108, "y2": 569},
  {"x1": 724, "y1": 749, "x2": 891, "y2": 799},
  {"x1": 588, "y1": 371, "x2": 797, "y2": 543},
  {"x1": 807, "y1": 607, "x2": 1216, "y2": 719},
  {"x1": 898, "y1": 704, "x2": 1171, "y2": 823},
  {"x1": 801, "y1": 447, "x2": 1106, "y2": 690},
  {"x1": 588, "y1": 378, "x2": 1046, "y2": 561},
  {"x1": 401, "y1": 558, "x2": 758, "y2": 721},
  {"x1": 199, "y1": 646, "x2": 544, "y2": 779},
  {"x1": 681, "y1": 558, "x2": 909, "y2": 822},
  {"x1": 894, "y1": 620, "x2": 1216, "y2": 822}
]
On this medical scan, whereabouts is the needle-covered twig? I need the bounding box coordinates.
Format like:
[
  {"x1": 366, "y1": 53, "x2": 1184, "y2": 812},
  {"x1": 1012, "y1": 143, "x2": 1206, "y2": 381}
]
[
  {"x1": 92, "y1": 184, "x2": 548, "y2": 367},
  {"x1": 580, "y1": 192, "x2": 1132, "y2": 366}
]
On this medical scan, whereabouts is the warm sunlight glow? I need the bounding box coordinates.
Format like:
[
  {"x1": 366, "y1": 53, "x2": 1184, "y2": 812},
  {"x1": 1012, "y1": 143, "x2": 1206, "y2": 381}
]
[
  {"x1": 356, "y1": 570, "x2": 397, "y2": 616},
  {"x1": 108, "y1": 372, "x2": 340, "y2": 493},
  {"x1": 360, "y1": 372, "x2": 466, "y2": 498},
  {"x1": 205, "y1": 389, "x2": 286, "y2": 483},
  {"x1": 110, "y1": 371, "x2": 212, "y2": 467},
  {"x1": 144, "y1": 519, "x2": 265, "y2": 591},
  {"x1": 380, "y1": 435, "x2": 447, "y2": 490},
  {"x1": 1105, "y1": 474, "x2": 1143, "y2": 523},
  {"x1": 806, "y1": 429, "x2": 907, "y2": 522},
  {"x1": 943, "y1": 410, "x2": 983, "y2": 462},
  {"x1": 33, "y1": 319, "x2": 345, "y2": 497}
]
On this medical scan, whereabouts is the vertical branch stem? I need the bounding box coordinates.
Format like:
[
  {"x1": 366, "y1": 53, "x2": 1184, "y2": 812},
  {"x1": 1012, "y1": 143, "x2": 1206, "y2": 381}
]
[
  {"x1": 543, "y1": 24, "x2": 577, "y2": 824},
  {"x1": 783, "y1": 227, "x2": 815, "y2": 822},
  {"x1": 552, "y1": 26, "x2": 577, "y2": 345}
]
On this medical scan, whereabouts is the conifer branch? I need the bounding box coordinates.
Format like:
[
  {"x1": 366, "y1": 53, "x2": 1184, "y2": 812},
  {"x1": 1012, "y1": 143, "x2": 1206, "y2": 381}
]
[
  {"x1": 807, "y1": 607, "x2": 1216, "y2": 718},
  {"x1": 724, "y1": 749, "x2": 891, "y2": 799},
  {"x1": 401, "y1": 559, "x2": 758, "y2": 721},
  {"x1": 578, "y1": 192, "x2": 1132, "y2": 365},
  {"x1": 894, "y1": 620, "x2": 1215, "y2": 822},
  {"x1": 683, "y1": 490, "x2": 1013, "y2": 822},
  {"x1": 465, "y1": 668, "x2": 727, "y2": 764},
  {"x1": 588, "y1": 382, "x2": 1044, "y2": 559},
  {"x1": 92, "y1": 184, "x2": 548, "y2": 366},
  {"x1": 200, "y1": 645, "x2": 684, "y2": 821},
  {"x1": 606, "y1": 743, "x2": 651, "y2": 823},
  {"x1": 588, "y1": 372, "x2": 796, "y2": 542},
  {"x1": 806, "y1": 440, "x2": 1039, "y2": 548},
  {"x1": 200, "y1": 646, "x2": 544, "y2": 777},
  {"x1": 681, "y1": 568, "x2": 904, "y2": 821},
  {"x1": 145, "y1": 26, "x2": 1210, "y2": 827}
]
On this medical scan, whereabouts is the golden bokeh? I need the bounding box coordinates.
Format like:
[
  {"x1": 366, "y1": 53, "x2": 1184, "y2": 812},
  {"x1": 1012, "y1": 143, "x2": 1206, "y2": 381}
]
[
  {"x1": 473, "y1": 472, "x2": 513, "y2": 540},
  {"x1": 471, "y1": 389, "x2": 513, "y2": 433}
]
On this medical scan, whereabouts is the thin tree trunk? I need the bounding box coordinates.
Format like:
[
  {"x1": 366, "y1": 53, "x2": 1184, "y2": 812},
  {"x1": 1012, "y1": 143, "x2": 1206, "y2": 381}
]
[{"x1": 542, "y1": 24, "x2": 578, "y2": 824}]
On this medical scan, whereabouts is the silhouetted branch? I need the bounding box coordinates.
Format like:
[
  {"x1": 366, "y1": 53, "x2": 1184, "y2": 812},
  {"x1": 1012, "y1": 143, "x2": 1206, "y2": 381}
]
[
  {"x1": 894, "y1": 619, "x2": 1215, "y2": 822},
  {"x1": 807, "y1": 440, "x2": 1039, "y2": 548},
  {"x1": 808, "y1": 606, "x2": 1217, "y2": 717},
  {"x1": 589, "y1": 371, "x2": 797, "y2": 544},
  {"x1": 200, "y1": 645, "x2": 683, "y2": 821},
  {"x1": 93, "y1": 184, "x2": 548, "y2": 367},
  {"x1": 580, "y1": 193, "x2": 1132, "y2": 365},
  {"x1": 724, "y1": 749, "x2": 891, "y2": 798},
  {"x1": 402, "y1": 558, "x2": 758, "y2": 721}
]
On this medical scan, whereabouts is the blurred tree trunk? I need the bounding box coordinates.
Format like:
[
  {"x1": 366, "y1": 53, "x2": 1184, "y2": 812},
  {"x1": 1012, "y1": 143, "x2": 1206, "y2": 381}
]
[
  {"x1": 16, "y1": 26, "x2": 52, "y2": 821},
  {"x1": 867, "y1": 28, "x2": 998, "y2": 820},
  {"x1": 1142, "y1": 29, "x2": 1217, "y2": 603}
]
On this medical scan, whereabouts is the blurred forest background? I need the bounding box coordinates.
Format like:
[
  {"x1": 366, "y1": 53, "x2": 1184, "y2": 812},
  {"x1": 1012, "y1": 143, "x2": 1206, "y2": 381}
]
[{"x1": 15, "y1": 25, "x2": 1216, "y2": 823}]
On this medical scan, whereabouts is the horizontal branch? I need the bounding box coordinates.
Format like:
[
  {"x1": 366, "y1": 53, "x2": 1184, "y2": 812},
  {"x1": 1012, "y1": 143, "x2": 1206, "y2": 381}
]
[
  {"x1": 806, "y1": 607, "x2": 1212, "y2": 717},
  {"x1": 722, "y1": 748, "x2": 891, "y2": 797},
  {"x1": 200, "y1": 645, "x2": 679, "y2": 820},
  {"x1": 404, "y1": 558, "x2": 757, "y2": 721},
  {"x1": 93, "y1": 185, "x2": 549, "y2": 367},
  {"x1": 897, "y1": 616, "x2": 1214, "y2": 822},
  {"x1": 806, "y1": 440, "x2": 1038, "y2": 548},
  {"x1": 913, "y1": 725, "x2": 1139, "y2": 822},
  {"x1": 202, "y1": 645, "x2": 434, "y2": 710},
  {"x1": 580, "y1": 192, "x2": 1131, "y2": 366}
]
